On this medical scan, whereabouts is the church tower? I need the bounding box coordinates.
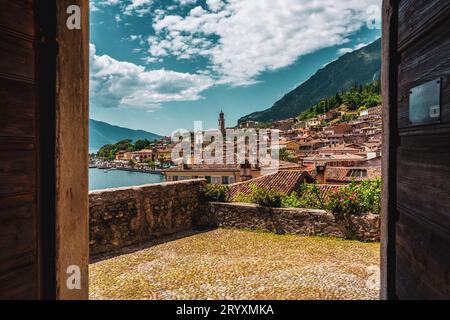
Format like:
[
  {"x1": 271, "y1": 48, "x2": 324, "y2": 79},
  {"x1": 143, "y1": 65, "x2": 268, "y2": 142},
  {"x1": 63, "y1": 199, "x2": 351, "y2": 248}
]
[{"x1": 218, "y1": 110, "x2": 225, "y2": 134}]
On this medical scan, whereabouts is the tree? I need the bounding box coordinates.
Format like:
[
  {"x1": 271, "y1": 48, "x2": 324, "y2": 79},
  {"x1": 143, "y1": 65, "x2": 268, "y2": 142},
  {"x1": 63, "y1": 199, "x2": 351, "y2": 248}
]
[
  {"x1": 335, "y1": 92, "x2": 342, "y2": 105},
  {"x1": 134, "y1": 139, "x2": 151, "y2": 151},
  {"x1": 97, "y1": 139, "x2": 134, "y2": 160},
  {"x1": 146, "y1": 160, "x2": 158, "y2": 169},
  {"x1": 279, "y1": 148, "x2": 296, "y2": 163}
]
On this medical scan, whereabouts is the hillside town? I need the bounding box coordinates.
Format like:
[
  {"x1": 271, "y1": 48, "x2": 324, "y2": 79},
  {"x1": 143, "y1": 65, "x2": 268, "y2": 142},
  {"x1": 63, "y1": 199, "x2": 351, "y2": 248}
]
[
  {"x1": 91, "y1": 100, "x2": 382, "y2": 198},
  {"x1": 166, "y1": 103, "x2": 381, "y2": 192}
]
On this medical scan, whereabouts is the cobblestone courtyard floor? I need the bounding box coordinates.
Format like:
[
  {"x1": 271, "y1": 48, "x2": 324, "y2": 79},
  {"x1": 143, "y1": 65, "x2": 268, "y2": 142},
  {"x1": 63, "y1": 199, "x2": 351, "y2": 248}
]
[{"x1": 89, "y1": 229, "x2": 380, "y2": 300}]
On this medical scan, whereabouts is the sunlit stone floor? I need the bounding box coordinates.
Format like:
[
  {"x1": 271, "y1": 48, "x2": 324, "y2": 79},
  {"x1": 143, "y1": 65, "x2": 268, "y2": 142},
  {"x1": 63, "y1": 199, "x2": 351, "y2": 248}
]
[{"x1": 89, "y1": 228, "x2": 380, "y2": 300}]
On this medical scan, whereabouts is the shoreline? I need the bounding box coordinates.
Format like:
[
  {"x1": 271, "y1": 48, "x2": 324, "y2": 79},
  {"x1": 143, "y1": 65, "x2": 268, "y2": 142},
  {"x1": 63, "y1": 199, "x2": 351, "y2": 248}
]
[
  {"x1": 89, "y1": 166, "x2": 164, "y2": 175},
  {"x1": 115, "y1": 167, "x2": 164, "y2": 175}
]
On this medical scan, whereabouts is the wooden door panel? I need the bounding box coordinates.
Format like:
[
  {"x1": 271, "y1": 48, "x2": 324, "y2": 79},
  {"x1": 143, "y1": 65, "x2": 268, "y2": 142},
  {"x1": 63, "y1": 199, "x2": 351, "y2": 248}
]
[
  {"x1": 396, "y1": 215, "x2": 450, "y2": 298},
  {"x1": 0, "y1": 0, "x2": 34, "y2": 37},
  {"x1": 0, "y1": 264, "x2": 37, "y2": 299},
  {"x1": 0, "y1": 146, "x2": 36, "y2": 197},
  {"x1": 398, "y1": 0, "x2": 450, "y2": 47},
  {"x1": 395, "y1": 0, "x2": 450, "y2": 299},
  {"x1": 0, "y1": 0, "x2": 38, "y2": 299},
  {"x1": 0, "y1": 79, "x2": 36, "y2": 137},
  {"x1": 0, "y1": 31, "x2": 35, "y2": 82},
  {"x1": 397, "y1": 135, "x2": 450, "y2": 231},
  {"x1": 0, "y1": 195, "x2": 37, "y2": 265},
  {"x1": 397, "y1": 18, "x2": 450, "y2": 129}
]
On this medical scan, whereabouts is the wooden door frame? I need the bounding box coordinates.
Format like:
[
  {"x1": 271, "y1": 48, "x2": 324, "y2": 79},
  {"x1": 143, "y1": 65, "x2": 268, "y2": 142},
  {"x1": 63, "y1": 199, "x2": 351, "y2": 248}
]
[
  {"x1": 47, "y1": 0, "x2": 401, "y2": 300},
  {"x1": 381, "y1": 0, "x2": 399, "y2": 300},
  {"x1": 55, "y1": 0, "x2": 89, "y2": 299},
  {"x1": 38, "y1": 0, "x2": 90, "y2": 300}
]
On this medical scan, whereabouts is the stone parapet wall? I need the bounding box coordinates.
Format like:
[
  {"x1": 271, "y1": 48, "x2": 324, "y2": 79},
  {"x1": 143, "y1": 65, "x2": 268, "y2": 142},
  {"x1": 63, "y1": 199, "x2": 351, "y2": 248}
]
[
  {"x1": 197, "y1": 202, "x2": 380, "y2": 242},
  {"x1": 89, "y1": 180, "x2": 206, "y2": 255},
  {"x1": 89, "y1": 181, "x2": 379, "y2": 256}
]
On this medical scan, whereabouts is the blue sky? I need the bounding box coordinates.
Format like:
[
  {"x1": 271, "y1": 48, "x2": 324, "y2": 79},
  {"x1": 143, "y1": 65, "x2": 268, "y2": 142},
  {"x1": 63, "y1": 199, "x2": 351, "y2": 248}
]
[{"x1": 90, "y1": 0, "x2": 381, "y2": 136}]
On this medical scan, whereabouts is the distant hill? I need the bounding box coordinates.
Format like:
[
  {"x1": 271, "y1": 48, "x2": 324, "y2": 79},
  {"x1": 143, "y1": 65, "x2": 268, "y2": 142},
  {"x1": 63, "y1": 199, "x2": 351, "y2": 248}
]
[
  {"x1": 89, "y1": 119, "x2": 162, "y2": 153},
  {"x1": 238, "y1": 38, "x2": 381, "y2": 124}
]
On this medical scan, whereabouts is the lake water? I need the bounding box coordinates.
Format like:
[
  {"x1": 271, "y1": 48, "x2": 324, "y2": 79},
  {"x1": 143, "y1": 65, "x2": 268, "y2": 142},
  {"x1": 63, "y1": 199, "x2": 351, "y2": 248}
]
[{"x1": 89, "y1": 168, "x2": 165, "y2": 191}]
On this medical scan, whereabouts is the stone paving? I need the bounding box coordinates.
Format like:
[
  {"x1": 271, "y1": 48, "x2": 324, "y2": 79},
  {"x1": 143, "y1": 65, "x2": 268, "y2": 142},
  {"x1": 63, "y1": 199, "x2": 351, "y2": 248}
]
[{"x1": 89, "y1": 229, "x2": 380, "y2": 300}]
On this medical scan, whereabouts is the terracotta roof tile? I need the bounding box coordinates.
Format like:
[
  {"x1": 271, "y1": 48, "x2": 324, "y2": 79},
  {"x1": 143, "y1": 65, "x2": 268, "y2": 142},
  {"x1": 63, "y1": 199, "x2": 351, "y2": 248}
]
[{"x1": 227, "y1": 170, "x2": 314, "y2": 200}]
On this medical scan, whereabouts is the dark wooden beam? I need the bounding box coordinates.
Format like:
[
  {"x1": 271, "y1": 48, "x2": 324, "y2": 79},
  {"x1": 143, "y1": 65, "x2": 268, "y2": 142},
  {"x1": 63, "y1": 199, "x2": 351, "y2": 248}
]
[
  {"x1": 55, "y1": 0, "x2": 89, "y2": 299},
  {"x1": 381, "y1": 0, "x2": 399, "y2": 300},
  {"x1": 36, "y1": 0, "x2": 57, "y2": 300}
]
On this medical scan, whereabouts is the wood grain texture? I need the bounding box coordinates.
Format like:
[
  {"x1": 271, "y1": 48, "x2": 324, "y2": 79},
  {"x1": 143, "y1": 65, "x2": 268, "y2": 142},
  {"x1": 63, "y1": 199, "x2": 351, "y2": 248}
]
[
  {"x1": 394, "y1": 0, "x2": 450, "y2": 300},
  {"x1": 0, "y1": 30, "x2": 35, "y2": 83},
  {"x1": 0, "y1": 0, "x2": 38, "y2": 299},
  {"x1": 0, "y1": 0, "x2": 34, "y2": 38},
  {"x1": 0, "y1": 263, "x2": 37, "y2": 300},
  {"x1": 0, "y1": 195, "x2": 36, "y2": 274},
  {"x1": 55, "y1": 0, "x2": 89, "y2": 300},
  {"x1": 398, "y1": 18, "x2": 450, "y2": 129},
  {"x1": 398, "y1": 0, "x2": 450, "y2": 50},
  {"x1": 381, "y1": 0, "x2": 398, "y2": 300},
  {"x1": 0, "y1": 79, "x2": 36, "y2": 137},
  {"x1": 396, "y1": 214, "x2": 450, "y2": 299}
]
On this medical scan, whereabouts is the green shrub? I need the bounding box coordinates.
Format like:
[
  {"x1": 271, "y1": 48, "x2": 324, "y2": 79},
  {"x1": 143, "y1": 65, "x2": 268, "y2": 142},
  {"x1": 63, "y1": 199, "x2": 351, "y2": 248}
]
[
  {"x1": 233, "y1": 185, "x2": 284, "y2": 208},
  {"x1": 230, "y1": 179, "x2": 382, "y2": 215},
  {"x1": 281, "y1": 192, "x2": 303, "y2": 208},
  {"x1": 233, "y1": 192, "x2": 253, "y2": 204},
  {"x1": 327, "y1": 179, "x2": 381, "y2": 217},
  {"x1": 355, "y1": 178, "x2": 381, "y2": 214},
  {"x1": 200, "y1": 184, "x2": 229, "y2": 202},
  {"x1": 327, "y1": 187, "x2": 363, "y2": 218},
  {"x1": 250, "y1": 185, "x2": 284, "y2": 208},
  {"x1": 282, "y1": 184, "x2": 326, "y2": 210}
]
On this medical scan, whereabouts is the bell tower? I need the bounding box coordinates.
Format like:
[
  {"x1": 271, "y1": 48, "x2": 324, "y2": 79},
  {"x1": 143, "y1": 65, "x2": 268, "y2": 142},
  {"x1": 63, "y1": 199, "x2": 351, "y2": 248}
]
[{"x1": 218, "y1": 110, "x2": 225, "y2": 134}]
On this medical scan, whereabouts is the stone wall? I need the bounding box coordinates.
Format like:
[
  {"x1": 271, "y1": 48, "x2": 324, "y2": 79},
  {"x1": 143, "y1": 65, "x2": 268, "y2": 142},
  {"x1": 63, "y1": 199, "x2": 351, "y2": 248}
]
[
  {"x1": 89, "y1": 180, "x2": 206, "y2": 255},
  {"x1": 89, "y1": 181, "x2": 379, "y2": 256},
  {"x1": 197, "y1": 202, "x2": 380, "y2": 242}
]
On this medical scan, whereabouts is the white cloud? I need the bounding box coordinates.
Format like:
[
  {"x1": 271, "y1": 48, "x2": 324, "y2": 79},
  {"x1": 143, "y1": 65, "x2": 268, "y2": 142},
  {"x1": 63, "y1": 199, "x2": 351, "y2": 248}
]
[
  {"x1": 90, "y1": 44, "x2": 214, "y2": 110},
  {"x1": 176, "y1": 0, "x2": 198, "y2": 6},
  {"x1": 95, "y1": 0, "x2": 121, "y2": 7},
  {"x1": 91, "y1": 0, "x2": 154, "y2": 16},
  {"x1": 206, "y1": 0, "x2": 225, "y2": 12},
  {"x1": 128, "y1": 34, "x2": 146, "y2": 46},
  {"x1": 124, "y1": 0, "x2": 154, "y2": 16},
  {"x1": 147, "y1": 0, "x2": 382, "y2": 86},
  {"x1": 338, "y1": 48, "x2": 354, "y2": 55},
  {"x1": 354, "y1": 42, "x2": 370, "y2": 50},
  {"x1": 337, "y1": 42, "x2": 370, "y2": 55},
  {"x1": 90, "y1": 3, "x2": 100, "y2": 12}
]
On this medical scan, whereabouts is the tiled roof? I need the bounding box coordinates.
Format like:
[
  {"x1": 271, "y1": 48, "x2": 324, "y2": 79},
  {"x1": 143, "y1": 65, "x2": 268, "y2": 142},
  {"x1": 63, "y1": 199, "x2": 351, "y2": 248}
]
[
  {"x1": 326, "y1": 167, "x2": 350, "y2": 181},
  {"x1": 227, "y1": 170, "x2": 314, "y2": 200},
  {"x1": 303, "y1": 153, "x2": 366, "y2": 161},
  {"x1": 318, "y1": 144, "x2": 360, "y2": 152}
]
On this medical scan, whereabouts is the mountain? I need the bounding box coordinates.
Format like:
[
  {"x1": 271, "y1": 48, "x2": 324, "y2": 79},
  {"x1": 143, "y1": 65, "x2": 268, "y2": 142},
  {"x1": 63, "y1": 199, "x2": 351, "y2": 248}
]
[
  {"x1": 89, "y1": 119, "x2": 162, "y2": 153},
  {"x1": 238, "y1": 38, "x2": 381, "y2": 124}
]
